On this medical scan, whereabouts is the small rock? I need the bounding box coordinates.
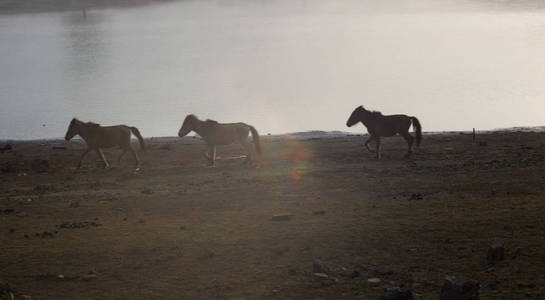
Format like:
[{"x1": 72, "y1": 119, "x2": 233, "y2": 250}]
[
  {"x1": 439, "y1": 275, "x2": 479, "y2": 300},
  {"x1": 321, "y1": 279, "x2": 336, "y2": 286},
  {"x1": 15, "y1": 212, "x2": 27, "y2": 217},
  {"x1": 512, "y1": 247, "x2": 522, "y2": 259},
  {"x1": 368, "y1": 278, "x2": 382, "y2": 286},
  {"x1": 57, "y1": 274, "x2": 65, "y2": 279},
  {"x1": 348, "y1": 270, "x2": 360, "y2": 279},
  {"x1": 331, "y1": 267, "x2": 346, "y2": 276},
  {"x1": 375, "y1": 266, "x2": 394, "y2": 276},
  {"x1": 81, "y1": 274, "x2": 97, "y2": 281},
  {"x1": 313, "y1": 273, "x2": 329, "y2": 280},
  {"x1": 487, "y1": 243, "x2": 505, "y2": 263},
  {"x1": 381, "y1": 286, "x2": 414, "y2": 300},
  {"x1": 30, "y1": 159, "x2": 50, "y2": 173},
  {"x1": 0, "y1": 281, "x2": 14, "y2": 300},
  {"x1": 313, "y1": 260, "x2": 329, "y2": 274},
  {"x1": 518, "y1": 282, "x2": 536, "y2": 289},
  {"x1": 271, "y1": 213, "x2": 293, "y2": 221},
  {"x1": 408, "y1": 193, "x2": 423, "y2": 201}
]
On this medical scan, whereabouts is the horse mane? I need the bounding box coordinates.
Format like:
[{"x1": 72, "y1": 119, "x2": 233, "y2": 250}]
[
  {"x1": 205, "y1": 119, "x2": 219, "y2": 125},
  {"x1": 87, "y1": 121, "x2": 100, "y2": 127}
]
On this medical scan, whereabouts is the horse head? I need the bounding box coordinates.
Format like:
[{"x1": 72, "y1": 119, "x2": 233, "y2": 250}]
[
  {"x1": 178, "y1": 114, "x2": 198, "y2": 137},
  {"x1": 65, "y1": 118, "x2": 81, "y2": 140},
  {"x1": 346, "y1": 106, "x2": 366, "y2": 127}
]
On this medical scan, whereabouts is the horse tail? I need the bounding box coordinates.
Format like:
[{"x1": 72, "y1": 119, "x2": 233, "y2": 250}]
[
  {"x1": 249, "y1": 125, "x2": 262, "y2": 156},
  {"x1": 411, "y1": 117, "x2": 422, "y2": 147},
  {"x1": 130, "y1": 126, "x2": 146, "y2": 151}
]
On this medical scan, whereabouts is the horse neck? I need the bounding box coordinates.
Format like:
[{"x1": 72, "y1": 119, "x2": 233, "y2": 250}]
[
  {"x1": 77, "y1": 123, "x2": 95, "y2": 141},
  {"x1": 189, "y1": 118, "x2": 206, "y2": 137},
  {"x1": 360, "y1": 113, "x2": 374, "y2": 127}
]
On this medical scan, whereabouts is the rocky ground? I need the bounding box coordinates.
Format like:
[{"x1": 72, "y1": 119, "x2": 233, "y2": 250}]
[{"x1": 1, "y1": 131, "x2": 544, "y2": 299}]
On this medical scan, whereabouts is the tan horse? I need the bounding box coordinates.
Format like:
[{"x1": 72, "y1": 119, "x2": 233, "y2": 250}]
[
  {"x1": 178, "y1": 114, "x2": 262, "y2": 166},
  {"x1": 346, "y1": 106, "x2": 422, "y2": 159},
  {"x1": 65, "y1": 118, "x2": 145, "y2": 170}
]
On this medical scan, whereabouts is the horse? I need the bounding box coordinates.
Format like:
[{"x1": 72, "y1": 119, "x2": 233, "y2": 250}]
[
  {"x1": 65, "y1": 118, "x2": 146, "y2": 170},
  {"x1": 178, "y1": 114, "x2": 262, "y2": 166},
  {"x1": 346, "y1": 106, "x2": 422, "y2": 159}
]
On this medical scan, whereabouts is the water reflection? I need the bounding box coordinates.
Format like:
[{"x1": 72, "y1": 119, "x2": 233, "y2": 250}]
[{"x1": 0, "y1": 0, "x2": 545, "y2": 139}]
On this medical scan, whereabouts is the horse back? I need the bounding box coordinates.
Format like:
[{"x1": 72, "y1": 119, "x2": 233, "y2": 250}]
[
  {"x1": 203, "y1": 122, "x2": 250, "y2": 145},
  {"x1": 89, "y1": 125, "x2": 132, "y2": 148},
  {"x1": 367, "y1": 114, "x2": 411, "y2": 136}
]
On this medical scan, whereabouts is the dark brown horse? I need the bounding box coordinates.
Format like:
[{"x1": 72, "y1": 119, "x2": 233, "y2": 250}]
[
  {"x1": 346, "y1": 106, "x2": 422, "y2": 159},
  {"x1": 65, "y1": 118, "x2": 145, "y2": 170},
  {"x1": 178, "y1": 114, "x2": 262, "y2": 166}
]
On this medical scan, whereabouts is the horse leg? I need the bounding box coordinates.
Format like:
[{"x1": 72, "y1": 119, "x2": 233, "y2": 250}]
[
  {"x1": 118, "y1": 148, "x2": 127, "y2": 164},
  {"x1": 364, "y1": 136, "x2": 376, "y2": 153},
  {"x1": 210, "y1": 146, "x2": 217, "y2": 167},
  {"x1": 96, "y1": 149, "x2": 110, "y2": 168},
  {"x1": 128, "y1": 146, "x2": 141, "y2": 170},
  {"x1": 204, "y1": 145, "x2": 216, "y2": 167},
  {"x1": 401, "y1": 131, "x2": 414, "y2": 159},
  {"x1": 375, "y1": 137, "x2": 382, "y2": 160},
  {"x1": 243, "y1": 141, "x2": 253, "y2": 164},
  {"x1": 77, "y1": 148, "x2": 91, "y2": 169}
]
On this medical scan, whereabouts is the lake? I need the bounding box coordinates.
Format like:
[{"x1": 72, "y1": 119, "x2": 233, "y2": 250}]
[{"x1": 1, "y1": 0, "x2": 545, "y2": 139}]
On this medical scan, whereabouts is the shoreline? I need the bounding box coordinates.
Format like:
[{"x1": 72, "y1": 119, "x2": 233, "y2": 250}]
[
  {"x1": 2, "y1": 126, "x2": 545, "y2": 143},
  {"x1": 0, "y1": 0, "x2": 173, "y2": 15}
]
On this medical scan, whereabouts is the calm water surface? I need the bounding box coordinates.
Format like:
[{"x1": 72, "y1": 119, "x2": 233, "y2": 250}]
[{"x1": 1, "y1": 0, "x2": 545, "y2": 139}]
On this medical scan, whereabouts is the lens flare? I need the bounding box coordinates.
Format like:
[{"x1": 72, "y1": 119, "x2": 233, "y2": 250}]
[{"x1": 280, "y1": 135, "x2": 312, "y2": 181}]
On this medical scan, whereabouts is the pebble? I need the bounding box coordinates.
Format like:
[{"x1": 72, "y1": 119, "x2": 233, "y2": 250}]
[
  {"x1": 368, "y1": 278, "x2": 382, "y2": 286},
  {"x1": 271, "y1": 213, "x2": 293, "y2": 221},
  {"x1": 313, "y1": 260, "x2": 329, "y2": 274},
  {"x1": 381, "y1": 286, "x2": 414, "y2": 300},
  {"x1": 439, "y1": 275, "x2": 479, "y2": 300},
  {"x1": 82, "y1": 274, "x2": 97, "y2": 281},
  {"x1": 375, "y1": 266, "x2": 394, "y2": 276},
  {"x1": 487, "y1": 243, "x2": 505, "y2": 262}
]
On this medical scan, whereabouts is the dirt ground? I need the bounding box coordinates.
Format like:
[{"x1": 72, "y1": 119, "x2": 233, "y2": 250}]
[{"x1": 1, "y1": 131, "x2": 544, "y2": 299}]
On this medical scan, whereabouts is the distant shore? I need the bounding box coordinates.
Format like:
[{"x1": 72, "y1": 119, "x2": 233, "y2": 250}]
[
  {"x1": 0, "y1": 0, "x2": 173, "y2": 15},
  {"x1": 1, "y1": 126, "x2": 545, "y2": 142}
]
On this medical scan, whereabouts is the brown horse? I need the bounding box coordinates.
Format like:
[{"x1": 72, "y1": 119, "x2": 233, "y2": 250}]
[
  {"x1": 178, "y1": 114, "x2": 261, "y2": 166},
  {"x1": 65, "y1": 118, "x2": 145, "y2": 170},
  {"x1": 346, "y1": 106, "x2": 422, "y2": 159}
]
